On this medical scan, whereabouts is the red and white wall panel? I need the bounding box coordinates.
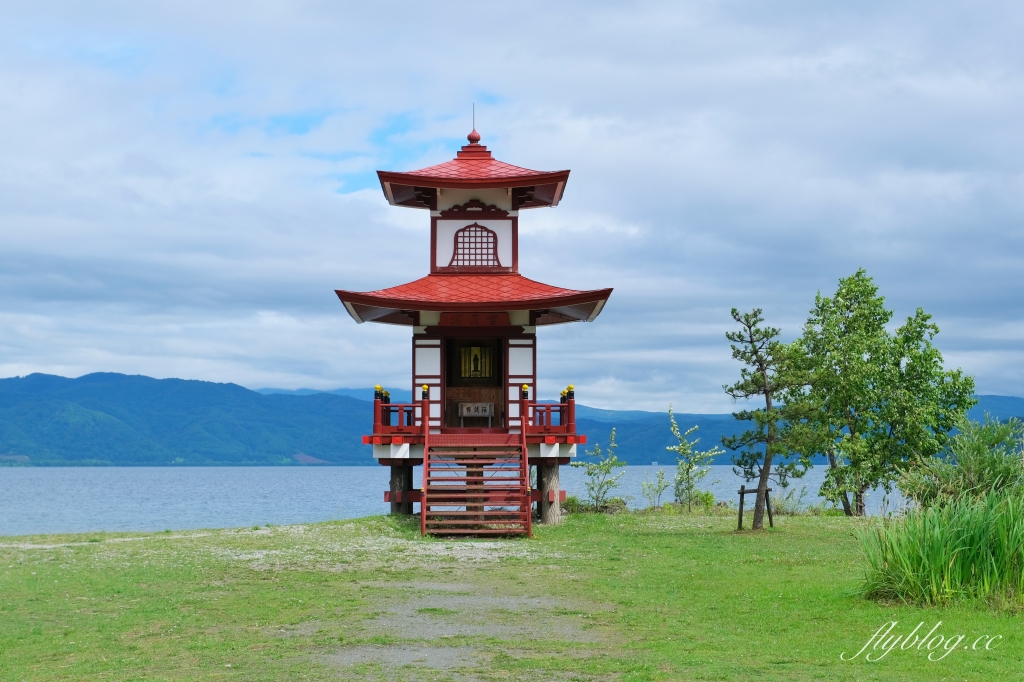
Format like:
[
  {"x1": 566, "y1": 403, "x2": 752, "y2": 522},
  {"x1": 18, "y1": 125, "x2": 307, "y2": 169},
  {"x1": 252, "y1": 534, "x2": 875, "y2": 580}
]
[{"x1": 412, "y1": 336, "x2": 443, "y2": 433}]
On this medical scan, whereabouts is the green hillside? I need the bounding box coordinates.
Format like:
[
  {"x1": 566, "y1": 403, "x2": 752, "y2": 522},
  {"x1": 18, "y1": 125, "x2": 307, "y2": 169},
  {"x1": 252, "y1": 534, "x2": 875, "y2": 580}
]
[
  {"x1": 568, "y1": 396, "x2": 1024, "y2": 465},
  {"x1": 0, "y1": 374, "x2": 371, "y2": 466},
  {"x1": 0, "y1": 373, "x2": 1020, "y2": 466}
]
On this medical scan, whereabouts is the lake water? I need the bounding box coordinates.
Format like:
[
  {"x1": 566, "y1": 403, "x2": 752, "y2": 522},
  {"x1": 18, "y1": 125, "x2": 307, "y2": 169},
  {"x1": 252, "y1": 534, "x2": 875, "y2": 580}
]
[{"x1": 0, "y1": 464, "x2": 899, "y2": 536}]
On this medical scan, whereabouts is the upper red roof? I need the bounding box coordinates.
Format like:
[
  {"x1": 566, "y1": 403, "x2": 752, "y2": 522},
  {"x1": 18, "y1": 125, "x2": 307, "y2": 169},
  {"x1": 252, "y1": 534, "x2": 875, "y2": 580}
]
[
  {"x1": 346, "y1": 273, "x2": 602, "y2": 305},
  {"x1": 377, "y1": 131, "x2": 570, "y2": 204},
  {"x1": 336, "y1": 273, "x2": 612, "y2": 326}
]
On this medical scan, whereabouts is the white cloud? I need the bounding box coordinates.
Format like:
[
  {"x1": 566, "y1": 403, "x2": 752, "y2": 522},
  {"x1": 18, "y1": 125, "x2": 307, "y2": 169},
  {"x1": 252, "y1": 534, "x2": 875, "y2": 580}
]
[{"x1": 0, "y1": 0, "x2": 1021, "y2": 412}]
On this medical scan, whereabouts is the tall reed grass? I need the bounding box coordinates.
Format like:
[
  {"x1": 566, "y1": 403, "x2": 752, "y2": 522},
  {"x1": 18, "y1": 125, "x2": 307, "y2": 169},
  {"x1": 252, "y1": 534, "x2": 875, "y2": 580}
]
[{"x1": 859, "y1": 490, "x2": 1024, "y2": 606}]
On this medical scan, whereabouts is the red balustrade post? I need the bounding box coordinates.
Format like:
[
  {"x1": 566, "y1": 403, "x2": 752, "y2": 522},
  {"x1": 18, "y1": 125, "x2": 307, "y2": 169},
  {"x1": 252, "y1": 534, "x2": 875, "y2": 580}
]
[
  {"x1": 566, "y1": 383, "x2": 577, "y2": 434},
  {"x1": 520, "y1": 384, "x2": 532, "y2": 538},
  {"x1": 373, "y1": 385, "x2": 383, "y2": 435},
  {"x1": 519, "y1": 388, "x2": 529, "y2": 435}
]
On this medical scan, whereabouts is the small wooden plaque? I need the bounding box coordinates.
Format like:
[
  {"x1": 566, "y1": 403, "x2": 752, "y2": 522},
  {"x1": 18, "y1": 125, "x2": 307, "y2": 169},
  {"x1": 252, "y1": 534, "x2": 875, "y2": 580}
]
[{"x1": 458, "y1": 402, "x2": 495, "y2": 417}]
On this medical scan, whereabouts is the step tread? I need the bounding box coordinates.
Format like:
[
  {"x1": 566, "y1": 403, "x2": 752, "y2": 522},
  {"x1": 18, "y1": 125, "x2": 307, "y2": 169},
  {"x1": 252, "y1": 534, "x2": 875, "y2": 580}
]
[
  {"x1": 424, "y1": 511, "x2": 528, "y2": 515},
  {"x1": 428, "y1": 434, "x2": 522, "y2": 446},
  {"x1": 424, "y1": 515, "x2": 528, "y2": 521},
  {"x1": 426, "y1": 486, "x2": 526, "y2": 489},
  {"x1": 424, "y1": 529, "x2": 528, "y2": 535},
  {"x1": 427, "y1": 477, "x2": 524, "y2": 481}
]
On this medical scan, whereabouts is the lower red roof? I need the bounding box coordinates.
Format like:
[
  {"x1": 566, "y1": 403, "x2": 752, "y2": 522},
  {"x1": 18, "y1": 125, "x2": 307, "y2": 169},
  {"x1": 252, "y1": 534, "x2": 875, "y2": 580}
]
[{"x1": 336, "y1": 273, "x2": 612, "y2": 326}]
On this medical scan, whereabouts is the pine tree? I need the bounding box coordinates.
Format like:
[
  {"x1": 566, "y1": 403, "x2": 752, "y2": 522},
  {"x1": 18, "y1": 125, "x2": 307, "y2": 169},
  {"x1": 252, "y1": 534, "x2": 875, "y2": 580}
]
[{"x1": 722, "y1": 308, "x2": 810, "y2": 529}]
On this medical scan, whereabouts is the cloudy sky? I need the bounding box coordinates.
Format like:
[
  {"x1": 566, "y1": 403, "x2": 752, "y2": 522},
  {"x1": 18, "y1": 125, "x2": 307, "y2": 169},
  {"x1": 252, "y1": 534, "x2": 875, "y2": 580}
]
[{"x1": 1, "y1": 1, "x2": 1021, "y2": 411}]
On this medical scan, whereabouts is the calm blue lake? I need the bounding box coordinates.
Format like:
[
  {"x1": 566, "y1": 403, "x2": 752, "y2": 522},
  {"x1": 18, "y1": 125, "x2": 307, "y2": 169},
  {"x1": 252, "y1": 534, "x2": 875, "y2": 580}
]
[{"x1": 0, "y1": 464, "x2": 898, "y2": 536}]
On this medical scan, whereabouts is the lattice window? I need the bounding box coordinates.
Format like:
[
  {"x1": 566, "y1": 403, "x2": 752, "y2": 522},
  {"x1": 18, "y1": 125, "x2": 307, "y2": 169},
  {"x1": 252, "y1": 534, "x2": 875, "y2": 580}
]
[{"x1": 449, "y1": 224, "x2": 501, "y2": 267}]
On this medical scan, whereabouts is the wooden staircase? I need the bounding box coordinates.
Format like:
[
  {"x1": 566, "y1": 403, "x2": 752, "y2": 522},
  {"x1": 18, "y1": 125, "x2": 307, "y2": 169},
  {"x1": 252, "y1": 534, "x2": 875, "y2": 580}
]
[{"x1": 420, "y1": 433, "x2": 532, "y2": 537}]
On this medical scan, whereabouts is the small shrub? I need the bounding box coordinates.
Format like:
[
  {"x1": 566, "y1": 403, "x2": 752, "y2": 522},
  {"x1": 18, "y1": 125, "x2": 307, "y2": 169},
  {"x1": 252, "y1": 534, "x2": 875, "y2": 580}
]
[
  {"x1": 562, "y1": 495, "x2": 587, "y2": 514},
  {"x1": 656, "y1": 495, "x2": 723, "y2": 516},
  {"x1": 769, "y1": 485, "x2": 834, "y2": 516},
  {"x1": 667, "y1": 406, "x2": 723, "y2": 511},
  {"x1": 641, "y1": 469, "x2": 670, "y2": 508},
  {"x1": 601, "y1": 497, "x2": 629, "y2": 514},
  {"x1": 690, "y1": 490, "x2": 716, "y2": 511},
  {"x1": 768, "y1": 485, "x2": 804, "y2": 516},
  {"x1": 561, "y1": 494, "x2": 628, "y2": 515},
  {"x1": 571, "y1": 428, "x2": 626, "y2": 508},
  {"x1": 708, "y1": 500, "x2": 738, "y2": 516}
]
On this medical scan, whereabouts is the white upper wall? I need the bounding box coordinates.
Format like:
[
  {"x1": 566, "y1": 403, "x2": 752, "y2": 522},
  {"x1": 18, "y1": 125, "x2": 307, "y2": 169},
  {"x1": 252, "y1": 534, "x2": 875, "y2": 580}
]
[{"x1": 435, "y1": 219, "x2": 513, "y2": 268}]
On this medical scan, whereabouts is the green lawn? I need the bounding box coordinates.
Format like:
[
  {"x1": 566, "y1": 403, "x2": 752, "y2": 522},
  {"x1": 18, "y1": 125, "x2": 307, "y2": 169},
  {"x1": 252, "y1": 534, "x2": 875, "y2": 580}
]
[{"x1": 1, "y1": 513, "x2": 1019, "y2": 680}]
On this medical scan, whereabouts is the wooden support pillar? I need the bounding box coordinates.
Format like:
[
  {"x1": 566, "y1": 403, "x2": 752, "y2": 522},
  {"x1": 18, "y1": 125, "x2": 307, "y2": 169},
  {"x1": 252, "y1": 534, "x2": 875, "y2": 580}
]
[
  {"x1": 390, "y1": 464, "x2": 413, "y2": 515},
  {"x1": 538, "y1": 461, "x2": 561, "y2": 525}
]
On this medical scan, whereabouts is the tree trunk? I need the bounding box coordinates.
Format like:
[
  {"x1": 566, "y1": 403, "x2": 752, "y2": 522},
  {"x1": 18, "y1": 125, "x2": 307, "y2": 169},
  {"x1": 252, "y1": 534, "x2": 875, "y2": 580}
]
[
  {"x1": 389, "y1": 464, "x2": 413, "y2": 515},
  {"x1": 538, "y1": 461, "x2": 561, "y2": 525},
  {"x1": 854, "y1": 484, "x2": 868, "y2": 517},
  {"x1": 828, "y1": 450, "x2": 854, "y2": 516},
  {"x1": 752, "y1": 454, "x2": 773, "y2": 530},
  {"x1": 753, "y1": 375, "x2": 776, "y2": 530}
]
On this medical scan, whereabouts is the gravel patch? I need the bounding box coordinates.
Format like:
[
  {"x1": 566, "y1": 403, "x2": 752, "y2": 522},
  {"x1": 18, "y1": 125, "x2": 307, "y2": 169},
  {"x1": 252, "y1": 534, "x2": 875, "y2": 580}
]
[
  {"x1": 324, "y1": 644, "x2": 482, "y2": 670},
  {"x1": 359, "y1": 584, "x2": 601, "y2": 642}
]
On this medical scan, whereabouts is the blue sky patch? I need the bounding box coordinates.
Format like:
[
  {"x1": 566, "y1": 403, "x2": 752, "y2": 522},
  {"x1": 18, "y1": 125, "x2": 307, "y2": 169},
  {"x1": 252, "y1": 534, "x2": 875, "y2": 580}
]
[{"x1": 265, "y1": 110, "x2": 332, "y2": 137}]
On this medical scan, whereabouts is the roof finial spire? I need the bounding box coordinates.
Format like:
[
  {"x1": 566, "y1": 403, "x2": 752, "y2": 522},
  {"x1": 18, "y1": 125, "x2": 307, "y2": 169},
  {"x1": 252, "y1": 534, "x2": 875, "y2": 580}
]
[{"x1": 468, "y1": 103, "x2": 481, "y2": 144}]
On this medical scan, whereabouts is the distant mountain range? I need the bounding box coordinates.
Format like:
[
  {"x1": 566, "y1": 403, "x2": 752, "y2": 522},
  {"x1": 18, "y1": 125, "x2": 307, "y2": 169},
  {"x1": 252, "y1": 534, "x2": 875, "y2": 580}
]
[
  {"x1": 256, "y1": 386, "x2": 414, "y2": 402},
  {"x1": 0, "y1": 373, "x2": 1020, "y2": 467},
  {"x1": 0, "y1": 374, "x2": 370, "y2": 466}
]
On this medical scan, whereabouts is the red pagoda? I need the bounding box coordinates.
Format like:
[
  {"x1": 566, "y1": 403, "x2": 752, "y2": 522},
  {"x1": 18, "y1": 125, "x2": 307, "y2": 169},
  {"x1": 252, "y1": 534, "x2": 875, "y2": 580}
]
[{"x1": 336, "y1": 130, "x2": 612, "y2": 536}]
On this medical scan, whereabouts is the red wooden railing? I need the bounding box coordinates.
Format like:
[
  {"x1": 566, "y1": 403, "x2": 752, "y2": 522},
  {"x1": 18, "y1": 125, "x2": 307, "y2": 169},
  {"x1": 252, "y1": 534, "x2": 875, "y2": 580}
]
[
  {"x1": 522, "y1": 399, "x2": 576, "y2": 435},
  {"x1": 373, "y1": 395, "x2": 577, "y2": 438},
  {"x1": 372, "y1": 399, "x2": 422, "y2": 435}
]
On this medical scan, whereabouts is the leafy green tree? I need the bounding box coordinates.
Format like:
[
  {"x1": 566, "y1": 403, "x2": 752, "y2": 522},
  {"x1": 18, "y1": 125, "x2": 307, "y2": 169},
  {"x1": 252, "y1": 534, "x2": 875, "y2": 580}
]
[
  {"x1": 900, "y1": 416, "x2": 1024, "y2": 508},
  {"x1": 795, "y1": 269, "x2": 975, "y2": 515},
  {"x1": 641, "y1": 469, "x2": 670, "y2": 508},
  {"x1": 572, "y1": 428, "x2": 625, "y2": 509},
  {"x1": 667, "y1": 405, "x2": 723, "y2": 511},
  {"x1": 723, "y1": 308, "x2": 811, "y2": 530}
]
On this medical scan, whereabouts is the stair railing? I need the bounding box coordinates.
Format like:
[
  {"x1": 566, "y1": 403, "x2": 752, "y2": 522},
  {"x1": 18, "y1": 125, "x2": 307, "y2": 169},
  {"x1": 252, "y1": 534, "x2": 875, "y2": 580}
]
[
  {"x1": 520, "y1": 385, "x2": 532, "y2": 538},
  {"x1": 420, "y1": 384, "x2": 430, "y2": 536}
]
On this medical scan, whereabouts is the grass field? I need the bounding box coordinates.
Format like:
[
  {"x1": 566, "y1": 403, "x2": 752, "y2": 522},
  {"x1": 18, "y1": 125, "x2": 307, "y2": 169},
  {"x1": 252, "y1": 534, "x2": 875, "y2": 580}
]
[{"x1": 1, "y1": 512, "x2": 1019, "y2": 680}]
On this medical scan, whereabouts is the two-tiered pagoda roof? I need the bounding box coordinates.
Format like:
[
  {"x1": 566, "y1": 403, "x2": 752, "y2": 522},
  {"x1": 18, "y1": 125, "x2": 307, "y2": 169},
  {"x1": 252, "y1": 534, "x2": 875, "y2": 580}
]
[{"x1": 336, "y1": 131, "x2": 611, "y2": 326}]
